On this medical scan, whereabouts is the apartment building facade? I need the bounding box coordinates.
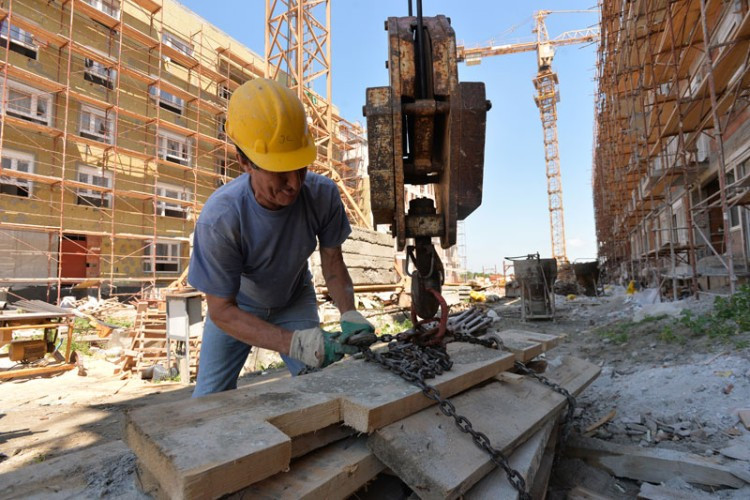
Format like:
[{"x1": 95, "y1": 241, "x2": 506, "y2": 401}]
[
  {"x1": 0, "y1": 0, "x2": 369, "y2": 295},
  {"x1": 593, "y1": 0, "x2": 750, "y2": 294}
]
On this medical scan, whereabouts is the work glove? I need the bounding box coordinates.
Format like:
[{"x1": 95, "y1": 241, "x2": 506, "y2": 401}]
[
  {"x1": 340, "y1": 310, "x2": 378, "y2": 349},
  {"x1": 289, "y1": 327, "x2": 359, "y2": 369},
  {"x1": 340, "y1": 310, "x2": 376, "y2": 339}
]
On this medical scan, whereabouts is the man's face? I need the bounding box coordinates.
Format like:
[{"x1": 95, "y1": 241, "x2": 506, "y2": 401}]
[{"x1": 242, "y1": 155, "x2": 307, "y2": 210}]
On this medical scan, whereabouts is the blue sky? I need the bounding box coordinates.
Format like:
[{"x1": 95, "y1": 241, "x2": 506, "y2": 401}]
[{"x1": 178, "y1": 1, "x2": 600, "y2": 271}]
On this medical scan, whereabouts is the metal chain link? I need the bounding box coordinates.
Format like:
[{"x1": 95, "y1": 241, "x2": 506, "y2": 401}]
[
  {"x1": 359, "y1": 332, "x2": 531, "y2": 499},
  {"x1": 450, "y1": 330, "x2": 499, "y2": 349},
  {"x1": 513, "y1": 360, "x2": 577, "y2": 443}
]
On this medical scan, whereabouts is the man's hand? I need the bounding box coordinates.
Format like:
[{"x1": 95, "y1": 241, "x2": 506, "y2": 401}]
[
  {"x1": 340, "y1": 310, "x2": 377, "y2": 346},
  {"x1": 289, "y1": 327, "x2": 358, "y2": 368}
]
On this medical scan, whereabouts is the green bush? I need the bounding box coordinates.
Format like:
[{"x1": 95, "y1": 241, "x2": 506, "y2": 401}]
[
  {"x1": 378, "y1": 318, "x2": 413, "y2": 336},
  {"x1": 678, "y1": 285, "x2": 750, "y2": 342},
  {"x1": 597, "y1": 322, "x2": 631, "y2": 344},
  {"x1": 73, "y1": 317, "x2": 92, "y2": 332},
  {"x1": 659, "y1": 325, "x2": 686, "y2": 344},
  {"x1": 103, "y1": 317, "x2": 134, "y2": 328},
  {"x1": 69, "y1": 338, "x2": 91, "y2": 356}
]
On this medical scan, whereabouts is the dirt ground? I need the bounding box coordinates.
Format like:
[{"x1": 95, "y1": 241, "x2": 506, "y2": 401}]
[
  {"x1": 1, "y1": 286, "x2": 750, "y2": 497},
  {"x1": 490, "y1": 286, "x2": 750, "y2": 498}
]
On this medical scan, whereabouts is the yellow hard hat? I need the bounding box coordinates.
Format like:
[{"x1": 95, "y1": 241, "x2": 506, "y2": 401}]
[{"x1": 224, "y1": 78, "x2": 316, "y2": 172}]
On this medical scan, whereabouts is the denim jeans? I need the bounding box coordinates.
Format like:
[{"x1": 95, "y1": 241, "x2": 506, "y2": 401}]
[{"x1": 192, "y1": 280, "x2": 319, "y2": 398}]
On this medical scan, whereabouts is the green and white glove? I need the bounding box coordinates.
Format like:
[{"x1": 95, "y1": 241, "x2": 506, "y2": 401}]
[
  {"x1": 340, "y1": 310, "x2": 376, "y2": 341},
  {"x1": 289, "y1": 327, "x2": 358, "y2": 368}
]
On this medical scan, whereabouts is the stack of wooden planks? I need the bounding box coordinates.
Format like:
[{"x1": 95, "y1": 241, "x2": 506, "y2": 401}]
[{"x1": 123, "y1": 329, "x2": 600, "y2": 499}]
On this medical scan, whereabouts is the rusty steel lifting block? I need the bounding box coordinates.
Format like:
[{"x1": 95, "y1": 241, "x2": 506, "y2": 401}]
[
  {"x1": 365, "y1": 15, "x2": 489, "y2": 251},
  {"x1": 364, "y1": 14, "x2": 490, "y2": 319}
]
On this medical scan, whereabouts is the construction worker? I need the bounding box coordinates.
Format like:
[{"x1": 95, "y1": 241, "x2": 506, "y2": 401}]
[{"x1": 188, "y1": 78, "x2": 374, "y2": 397}]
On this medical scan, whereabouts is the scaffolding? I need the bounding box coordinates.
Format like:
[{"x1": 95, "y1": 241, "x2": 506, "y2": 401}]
[
  {"x1": 0, "y1": 0, "x2": 370, "y2": 299},
  {"x1": 593, "y1": 0, "x2": 750, "y2": 296},
  {"x1": 265, "y1": 0, "x2": 370, "y2": 229}
]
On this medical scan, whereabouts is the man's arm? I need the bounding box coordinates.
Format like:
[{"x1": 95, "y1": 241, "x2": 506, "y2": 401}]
[
  {"x1": 205, "y1": 294, "x2": 293, "y2": 354},
  {"x1": 319, "y1": 246, "x2": 355, "y2": 313}
]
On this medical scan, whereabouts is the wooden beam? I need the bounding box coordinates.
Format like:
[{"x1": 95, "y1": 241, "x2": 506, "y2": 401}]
[
  {"x1": 492, "y1": 331, "x2": 543, "y2": 362},
  {"x1": 368, "y1": 356, "x2": 600, "y2": 499},
  {"x1": 0, "y1": 363, "x2": 75, "y2": 380},
  {"x1": 465, "y1": 418, "x2": 557, "y2": 499},
  {"x1": 290, "y1": 424, "x2": 355, "y2": 459},
  {"x1": 235, "y1": 437, "x2": 385, "y2": 499},
  {"x1": 499, "y1": 329, "x2": 562, "y2": 350}
]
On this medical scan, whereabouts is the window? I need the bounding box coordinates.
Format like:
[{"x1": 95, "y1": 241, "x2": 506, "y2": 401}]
[
  {"x1": 84, "y1": 58, "x2": 115, "y2": 88},
  {"x1": 218, "y1": 84, "x2": 232, "y2": 101},
  {"x1": 216, "y1": 157, "x2": 228, "y2": 188},
  {"x1": 82, "y1": 0, "x2": 121, "y2": 19},
  {"x1": 713, "y1": 1, "x2": 741, "y2": 44},
  {"x1": 728, "y1": 170, "x2": 740, "y2": 228},
  {"x1": 162, "y1": 32, "x2": 193, "y2": 58},
  {"x1": 79, "y1": 105, "x2": 113, "y2": 143},
  {"x1": 157, "y1": 131, "x2": 191, "y2": 166},
  {"x1": 76, "y1": 165, "x2": 112, "y2": 208},
  {"x1": 143, "y1": 240, "x2": 181, "y2": 273},
  {"x1": 217, "y1": 115, "x2": 226, "y2": 141},
  {"x1": 1, "y1": 80, "x2": 52, "y2": 126},
  {"x1": 156, "y1": 181, "x2": 192, "y2": 218},
  {"x1": 0, "y1": 21, "x2": 37, "y2": 59},
  {"x1": 0, "y1": 149, "x2": 33, "y2": 197},
  {"x1": 149, "y1": 85, "x2": 184, "y2": 115}
]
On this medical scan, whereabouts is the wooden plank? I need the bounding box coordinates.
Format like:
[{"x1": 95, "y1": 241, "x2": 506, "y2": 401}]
[
  {"x1": 465, "y1": 418, "x2": 556, "y2": 499},
  {"x1": 125, "y1": 392, "x2": 338, "y2": 500},
  {"x1": 233, "y1": 437, "x2": 385, "y2": 499},
  {"x1": 492, "y1": 331, "x2": 543, "y2": 362},
  {"x1": 529, "y1": 421, "x2": 559, "y2": 499},
  {"x1": 291, "y1": 424, "x2": 355, "y2": 459},
  {"x1": 565, "y1": 436, "x2": 750, "y2": 488},
  {"x1": 499, "y1": 329, "x2": 561, "y2": 350},
  {"x1": 125, "y1": 343, "x2": 513, "y2": 499},
  {"x1": 0, "y1": 363, "x2": 75, "y2": 380},
  {"x1": 368, "y1": 356, "x2": 600, "y2": 499}
]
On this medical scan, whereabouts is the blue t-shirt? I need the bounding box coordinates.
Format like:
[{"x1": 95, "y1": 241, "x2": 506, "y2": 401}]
[{"x1": 188, "y1": 172, "x2": 352, "y2": 308}]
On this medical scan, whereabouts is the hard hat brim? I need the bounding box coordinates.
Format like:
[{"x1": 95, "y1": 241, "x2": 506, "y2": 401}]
[{"x1": 241, "y1": 136, "x2": 317, "y2": 172}]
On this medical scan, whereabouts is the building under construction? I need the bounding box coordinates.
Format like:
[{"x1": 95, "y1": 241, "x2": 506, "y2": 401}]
[
  {"x1": 594, "y1": 0, "x2": 750, "y2": 295},
  {"x1": 0, "y1": 0, "x2": 371, "y2": 297}
]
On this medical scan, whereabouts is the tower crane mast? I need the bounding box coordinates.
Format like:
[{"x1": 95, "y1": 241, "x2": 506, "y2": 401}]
[{"x1": 457, "y1": 10, "x2": 599, "y2": 263}]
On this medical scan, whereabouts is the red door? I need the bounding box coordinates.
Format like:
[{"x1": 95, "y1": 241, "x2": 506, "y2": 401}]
[{"x1": 60, "y1": 234, "x2": 87, "y2": 282}]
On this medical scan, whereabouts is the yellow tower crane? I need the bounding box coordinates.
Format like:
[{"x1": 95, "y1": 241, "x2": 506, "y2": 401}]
[{"x1": 457, "y1": 10, "x2": 599, "y2": 264}]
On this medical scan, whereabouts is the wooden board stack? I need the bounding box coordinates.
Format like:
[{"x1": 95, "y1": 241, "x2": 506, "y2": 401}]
[
  {"x1": 0, "y1": 328, "x2": 598, "y2": 498},
  {"x1": 121, "y1": 328, "x2": 599, "y2": 499}
]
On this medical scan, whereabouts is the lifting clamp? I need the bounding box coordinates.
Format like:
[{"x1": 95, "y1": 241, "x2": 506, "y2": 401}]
[{"x1": 363, "y1": 2, "x2": 491, "y2": 334}]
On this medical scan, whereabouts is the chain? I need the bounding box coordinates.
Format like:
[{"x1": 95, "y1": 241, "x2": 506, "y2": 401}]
[
  {"x1": 450, "y1": 330, "x2": 499, "y2": 349},
  {"x1": 302, "y1": 307, "x2": 569, "y2": 498},
  {"x1": 359, "y1": 333, "x2": 531, "y2": 500},
  {"x1": 513, "y1": 360, "x2": 577, "y2": 443}
]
